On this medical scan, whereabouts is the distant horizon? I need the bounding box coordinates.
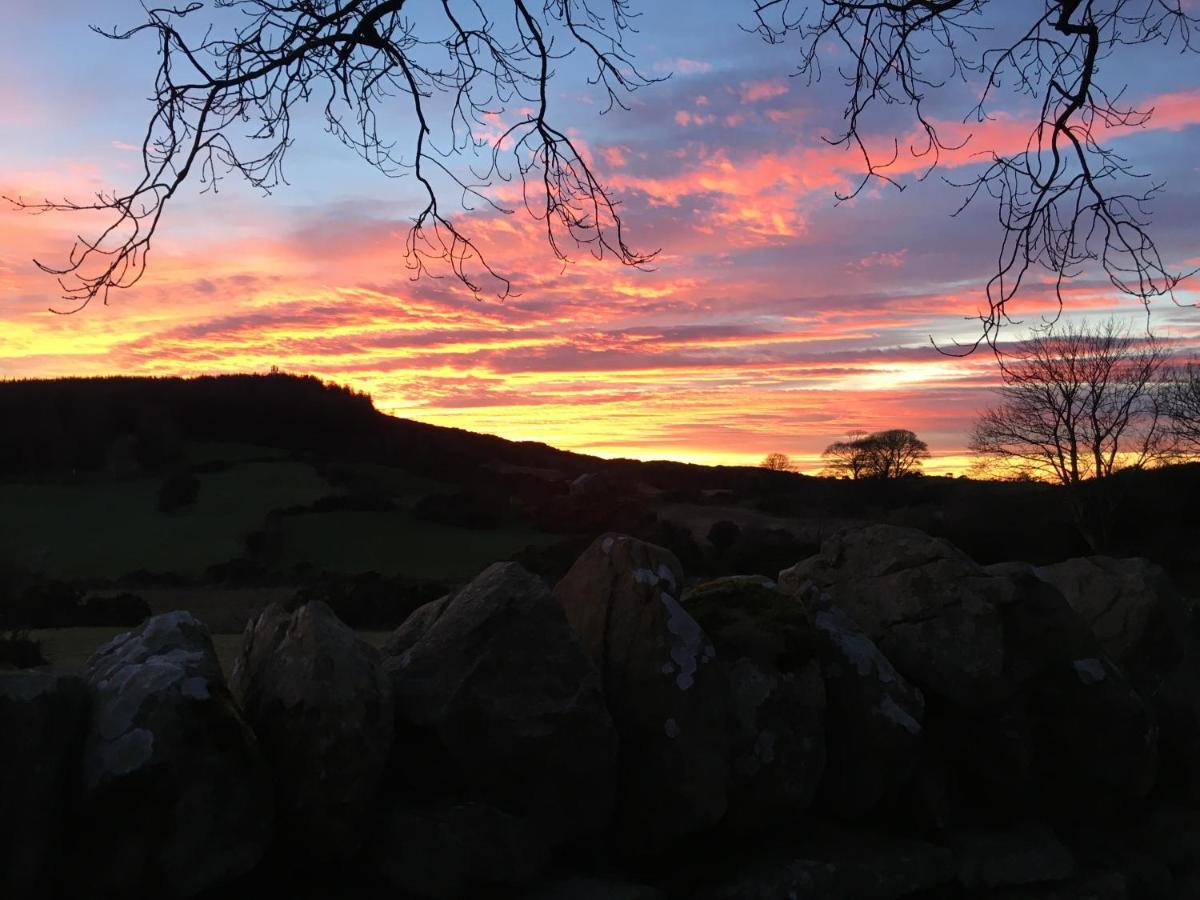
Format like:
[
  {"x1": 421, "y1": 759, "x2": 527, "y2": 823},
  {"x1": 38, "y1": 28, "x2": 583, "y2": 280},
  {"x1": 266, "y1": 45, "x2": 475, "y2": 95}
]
[{"x1": 2, "y1": 2, "x2": 1197, "y2": 473}]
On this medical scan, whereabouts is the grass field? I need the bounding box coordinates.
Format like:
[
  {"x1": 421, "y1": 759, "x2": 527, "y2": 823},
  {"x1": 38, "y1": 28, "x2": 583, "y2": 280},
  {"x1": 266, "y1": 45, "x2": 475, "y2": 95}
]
[
  {"x1": 275, "y1": 509, "x2": 557, "y2": 579},
  {"x1": 0, "y1": 442, "x2": 559, "y2": 586},
  {"x1": 0, "y1": 460, "x2": 330, "y2": 579}
]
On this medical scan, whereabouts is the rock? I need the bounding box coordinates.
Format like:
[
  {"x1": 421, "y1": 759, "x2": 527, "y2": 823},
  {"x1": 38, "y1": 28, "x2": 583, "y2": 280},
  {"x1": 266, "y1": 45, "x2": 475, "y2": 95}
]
[
  {"x1": 232, "y1": 601, "x2": 392, "y2": 861},
  {"x1": 693, "y1": 827, "x2": 956, "y2": 899},
  {"x1": 383, "y1": 563, "x2": 617, "y2": 845},
  {"x1": 1034, "y1": 557, "x2": 1186, "y2": 671},
  {"x1": 982, "y1": 870, "x2": 1130, "y2": 899},
  {"x1": 782, "y1": 529, "x2": 1157, "y2": 817},
  {"x1": 554, "y1": 535, "x2": 729, "y2": 852},
  {"x1": 781, "y1": 525, "x2": 1012, "y2": 706},
  {"x1": 520, "y1": 876, "x2": 666, "y2": 900},
  {"x1": 950, "y1": 823, "x2": 1075, "y2": 889},
  {"x1": 75, "y1": 612, "x2": 271, "y2": 899},
  {"x1": 979, "y1": 564, "x2": 1158, "y2": 813},
  {"x1": 812, "y1": 605, "x2": 926, "y2": 819},
  {"x1": 685, "y1": 577, "x2": 826, "y2": 830},
  {"x1": 0, "y1": 672, "x2": 88, "y2": 900},
  {"x1": 1035, "y1": 556, "x2": 1200, "y2": 801},
  {"x1": 371, "y1": 800, "x2": 548, "y2": 898}
]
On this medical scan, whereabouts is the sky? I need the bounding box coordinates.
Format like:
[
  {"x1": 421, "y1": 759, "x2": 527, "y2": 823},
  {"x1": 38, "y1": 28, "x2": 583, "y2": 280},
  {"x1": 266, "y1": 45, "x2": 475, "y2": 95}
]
[{"x1": 2, "y1": 1, "x2": 1199, "y2": 473}]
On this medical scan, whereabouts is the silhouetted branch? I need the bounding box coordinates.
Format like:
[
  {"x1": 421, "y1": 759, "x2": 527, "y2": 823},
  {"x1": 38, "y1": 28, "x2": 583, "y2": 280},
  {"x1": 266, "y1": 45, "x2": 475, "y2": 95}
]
[
  {"x1": 752, "y1": 1, "x2": 1199, "y2": 344},
  {"x1": 6, "y1": 0, "x2": 661, "y2": 310}
]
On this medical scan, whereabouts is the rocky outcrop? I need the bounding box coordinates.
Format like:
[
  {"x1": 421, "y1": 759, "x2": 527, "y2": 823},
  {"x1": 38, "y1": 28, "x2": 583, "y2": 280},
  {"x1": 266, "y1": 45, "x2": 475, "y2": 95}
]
[
  {"x1": 684, "y1": 577, "x2": 826, "y2": 830},
  {"x1": 949, "y1": 823, "x2": 1075, "y2": 890},
  {"x1": 75, "y1": 612, "x2": 271, "y2": 899},
  {"x1": 813, "y1": 605, "x2": 927, "y2": 819},
  {"x1": 780, "y1": 525, "x2": 1011, "y2": 706},
  {"x1": 694, "y1": 828, "x2": 957, "y2": 900},
  {"x1": 383, "y1": 562, "x2": 617, "y2": 846},
  {"x1": 232, "y1": 600, "x2": 392, "y2": 861},
  {"x1": 555, "y1": 535, "x2": 729, "y2": 852},
  {"x1": 1035, "y1": 556, "x2": 1200, "y2": 801},
  {"x1": 992, "y1": 566, "x2": 1158, "y2": 813},
  {"x1": 371, "y1": 799, "x2": 548, "y2": 899},
  {"x1": 0, "y1": 672, "x2": 88, "y2": 900},
  {"x1": 783, "y1": 527, "x2": 1158, "y2": 816}
]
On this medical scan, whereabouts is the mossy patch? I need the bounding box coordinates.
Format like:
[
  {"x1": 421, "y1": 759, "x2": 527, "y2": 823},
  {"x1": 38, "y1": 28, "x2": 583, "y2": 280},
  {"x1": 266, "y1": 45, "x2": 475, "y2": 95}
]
[{"x1": 684, "y1": 578, "x2": 819, "y2": 673}]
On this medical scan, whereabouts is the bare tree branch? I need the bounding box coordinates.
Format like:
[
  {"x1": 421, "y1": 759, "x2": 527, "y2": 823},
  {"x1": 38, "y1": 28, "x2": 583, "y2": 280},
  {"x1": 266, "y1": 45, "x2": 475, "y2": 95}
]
[
  {"x1": 752, "y1": 1, "x2": 1199, "y2": 344},
  {"x1": 5, "y1": 0, "x2": 661, "y2": 310}
]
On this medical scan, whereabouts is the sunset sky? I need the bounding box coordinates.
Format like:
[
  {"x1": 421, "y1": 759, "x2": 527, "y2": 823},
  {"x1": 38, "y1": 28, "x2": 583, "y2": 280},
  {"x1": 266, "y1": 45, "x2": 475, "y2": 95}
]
[{"x1": 3, "y1": 1, "x2": 1199, "y2": 473}]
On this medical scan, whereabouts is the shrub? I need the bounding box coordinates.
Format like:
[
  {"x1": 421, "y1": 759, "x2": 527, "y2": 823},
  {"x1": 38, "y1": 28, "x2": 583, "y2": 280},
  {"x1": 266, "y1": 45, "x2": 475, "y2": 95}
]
[
  {"x1": 707, "y1": 520, "x2": 741, "y2": 552},
  {"x1": 158, "y1": 469, "x2": 200, "y2": 513},
  {"x1": 292, "y1": 573, "x2": 450, "y2": 629},
  {"x1": 0, "y1": 630, "x2": 47, "y2": 669}
]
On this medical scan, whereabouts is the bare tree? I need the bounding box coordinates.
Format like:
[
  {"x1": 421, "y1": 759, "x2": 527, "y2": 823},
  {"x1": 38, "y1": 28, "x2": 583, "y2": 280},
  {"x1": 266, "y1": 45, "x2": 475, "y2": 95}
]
[
  {"x1": 760, "y1": 452, "x2": 798, "y2": 472},
  {"x1": 11, "y1": 2, "x2": 1198, "y2": 328},
  {"x1": 1162, "y1": 360, "x2": 1200, "y2": 451},
  {"x1": 7, "y1": 0, "x2": 658, "y2": 310},
  {"x1": 969, "y1": 318, "x2": 1172, "y2": 547},
  {"x1": 822, "y1": 428, "x2": 930, "y2": 479},
  {"x1": 751, "y1": 1, "x2": 1198, "y2": 342}
]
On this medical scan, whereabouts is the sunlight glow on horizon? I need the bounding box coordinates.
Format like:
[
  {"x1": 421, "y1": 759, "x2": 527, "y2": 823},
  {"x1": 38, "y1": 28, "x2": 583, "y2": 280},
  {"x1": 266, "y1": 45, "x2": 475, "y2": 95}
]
[{"x1": 1, "y1": 3, "x2": 1198, "y2": 471}]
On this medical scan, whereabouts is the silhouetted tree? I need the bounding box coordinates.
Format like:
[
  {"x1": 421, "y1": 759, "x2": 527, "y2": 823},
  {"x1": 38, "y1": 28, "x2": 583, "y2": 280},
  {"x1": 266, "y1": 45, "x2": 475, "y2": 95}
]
[
  {"x1": 822, "y1": 429, "x2": 930, "y2": 479},
  {"x1": 1162, "y1": 360, "x2": 1200, "y2": 452},
  {"x1": 11, "y1": 2, "x2": 1195, "y2": 328},
  {"x1": 752, "y1": 1, "x2": 1197, "y2": 340},
  {"x1": 969, "y1": 318, "x2": 1172, "y2": 548},
  {"x1": 760, "y1": 452, "x2": 798, "y2": 472},
  {"x1": 9, "y1": 0, "x2": 658, "y2": 309}
]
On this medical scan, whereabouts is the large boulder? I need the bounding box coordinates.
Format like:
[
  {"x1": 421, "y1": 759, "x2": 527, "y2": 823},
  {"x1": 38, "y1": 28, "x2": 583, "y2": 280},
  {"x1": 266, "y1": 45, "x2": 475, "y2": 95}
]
[
  {"x1": 232, "y1": 600, "x2": 392, "y2": 861},
  {"x1": 782, "y1": 528, "x2": 1158, "y2": 818},
  {"x1": 555, "y1": 535, "x2": 729, "y2": 852},
  {"x1": 371, "y1": 799, "x2": 548, "y2": 899},
  {"x1": 949, "y1": 823, "x2": 1075, "y2": 890},
  {"x1": 692, "y1": 827, "x2": 956, "y2": 900},
  {"x1": 812, "y1": 604, "x2": 927, "y2": 820},
  {"x1": 0, "y1": 672, "x2": 88, "y2": 900},
  {"x1": 1034, "y1": 557, "x2": 1186, "y2": 671},
  {"x1": 780, "y1": 525, "x2": 1011, "y2": 706},
  {"x1": 74, "y1": 612, "x2": 272, "y2": 899},
  {"x1": 1035, "y1": 556, "x2": 1200, "y2": 800},
  {"x1": 988, "y1": 566, "x2": 1158, "y2": 813},
  {"x1": 684, "y1": 577, "x2": 826, "y2": 831},
  {"x1": 382, "y1": 562, "x2": 617, "y2": 846}
]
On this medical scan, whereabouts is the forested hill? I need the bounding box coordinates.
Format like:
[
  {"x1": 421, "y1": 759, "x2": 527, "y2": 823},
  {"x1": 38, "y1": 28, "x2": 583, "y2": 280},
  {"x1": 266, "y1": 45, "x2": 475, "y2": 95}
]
[
  {"x1": 0, "y1": 373, "x2": 815, "y2": 495},
  {"x1": 0, "y1": 373, "x2": 604, "y2": 482}
]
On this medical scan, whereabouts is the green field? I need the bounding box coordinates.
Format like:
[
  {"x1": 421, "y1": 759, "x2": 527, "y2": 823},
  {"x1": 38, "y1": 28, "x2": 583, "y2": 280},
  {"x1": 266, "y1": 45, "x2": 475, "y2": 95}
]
[
  {"x1": 0, "y1": 441, "x2": 560, "y2": 586},
  {"x1": 0, "y1": 459, "x2": 330, "y2": 579},
  {"x1": 275, "y1": 509, "x2": 557, "y2": 579}
]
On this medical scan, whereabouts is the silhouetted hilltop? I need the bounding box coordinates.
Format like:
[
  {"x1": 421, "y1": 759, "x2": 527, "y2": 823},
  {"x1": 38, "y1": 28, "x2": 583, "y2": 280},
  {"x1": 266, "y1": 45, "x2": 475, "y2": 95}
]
[
  {"x1": 0, "y1": 373, "x2": 599, "y2": 481},
  {"x1": 0, "y1": 373, "x2": 1196, "y2": 584}
]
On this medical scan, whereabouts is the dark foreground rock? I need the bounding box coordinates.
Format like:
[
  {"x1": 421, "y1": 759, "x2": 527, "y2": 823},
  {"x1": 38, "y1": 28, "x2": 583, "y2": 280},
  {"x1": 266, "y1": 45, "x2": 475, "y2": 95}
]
[
  {"x1": 371, "y1": 800, "x2": 548, "y2": 898},
  {"x1": 0, "y1": 672, "x2": 88, "y2": 900},
  {"x1": 383, "y1": 562, "x2": 618, "y2": 845},
  {"x1": 75, "y1": 612, "x2": 272, "y2": 899},
  {"x1": 812, "y1": 606, "x2": 926, "y2": 820},
  {"x1": 692, "y1": 827, "x2": 956, "y2": 900},
  {"x1": 1035, "y1": 555, "x2": 1200, "y2": 802},
  {"x1": 780, "y1": 525, "x2": 1012, "y2": 706},
  {"x1": 684, "y1": 577, "x2": 826, "y2": 831},
  {"x1": 555, "y1": 535, "x2": 730, "y2": 853},
  {"x1": 233, "y1": 600, "x2": 393, "y2": 861},
  {"x1": 949, "y1": 822, "x2": 1075, "y2": 890},
  {"x1": 783, "y1": 527, "x2": 1158, "y2": 818}
]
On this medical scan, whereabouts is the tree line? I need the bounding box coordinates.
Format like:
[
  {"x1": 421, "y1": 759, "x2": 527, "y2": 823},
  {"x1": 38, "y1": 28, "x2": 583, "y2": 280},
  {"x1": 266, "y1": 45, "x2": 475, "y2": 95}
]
[{"x1": 763, "y1": 318, "x2": 1200, "y2": 549}]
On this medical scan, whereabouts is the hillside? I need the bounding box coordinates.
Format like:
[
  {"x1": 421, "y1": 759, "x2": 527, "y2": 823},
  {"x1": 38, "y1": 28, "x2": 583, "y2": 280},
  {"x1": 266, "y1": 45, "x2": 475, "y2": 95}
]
[{"x1": 0, "y1": 373, "x2": 1196, "y2": 594}]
